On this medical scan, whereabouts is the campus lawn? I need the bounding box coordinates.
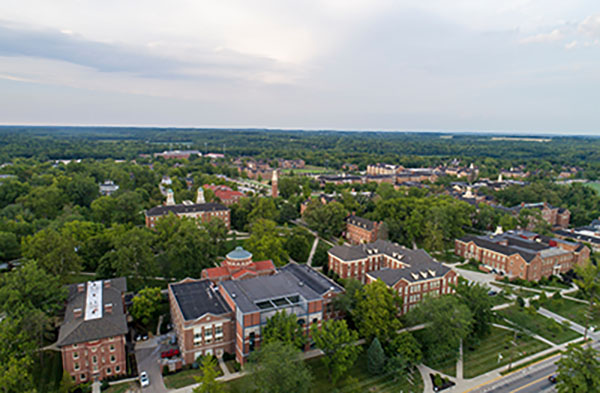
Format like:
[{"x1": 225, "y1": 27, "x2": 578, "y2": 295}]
[
  {"x1": 411, "y1": 330, "x2": 457, "y2": 377},
  {"x1": 489, "y1": 292, "x2": 512, "y2": 307},
  {"x1": 102, "y1": 382, "x2": 138, "y2": 393},
  {"x1": 584, "y1": 181, "x2": 600, "y2": 194},
  {"x1": 463, "y1": 326, "x2": 551, "y2": 378},
  {"x1": 225, "y1": 349, "x2": 423, "y2": 393},
  {"x1": 432, "y1": 250, "x2": 463, "y2": 264},
  {"x1": 541, "y1": 297, "x2": 600, "y2": 329},
  {"x1": 163, "y1": 365, "x2": 224, "y2": 389},
  {"x1": 497, "y1": 305, "x2": 581, "y2": 344}
]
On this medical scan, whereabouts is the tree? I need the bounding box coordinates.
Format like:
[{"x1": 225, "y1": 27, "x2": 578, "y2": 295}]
[
  {"x1": 311, "y1": 319, "x2": 360, "y2": 384},
  {"x1": 130, "y1": 287, "x2": 163, "y2": 327},
  {"x1": 285, "y1": 227, "x2": 312, "y2": 263},
  {"x1": 0, "y1": 317, "x2": 36, "y2": 393},
  {"x1": 367, "y1": 337, "x2": 385, "y2": 375},
  {"x1": 248, "y1": 198, "x2": 278, "y2": 223},
  {"x1": 22, "y1": 227, "x2": 82, "y2": 281},
  {"x1": 454, "y1": 281, "x2": 494, "y2": 338},
  {"x1": 333, "y1": 278, "x2": 362, "y2": 326},
  {"x1": 91, "y1": 195, "x2": 118, "y2": 225},
  {"x1": 62, "y1": 174, "x2": 98, "y2": 207},
  {"x1": 193, "y1": 355, "x2": 224, "y2": 393},
  {"x1": 245, "y1": 219, "x2": 289, "y2": 267},
  {"x1": 556, "y1": 344, "x2": 600, "y2": 393},
  {"x1": 58, "y1": 370, "x2": 76, "y2": 393},
  {"x1": 262, "y1": 310, "x2": 306, "y2": 350},
  {"x1": 0, "y1": 231, "x2": 20, "y2": 262},
  {"x1": 573, "y1": 262, "x2": 599, "y2": 340},
  {"x1": 248, "y1": 341, "x2": 313, "y2": 393},
  {"x1": 353, "y1": 280, "x2": 401, "y2": 343},
  {"x1": 303, "y1": 201, "x2": 347, "y2": 238},
  {"x1": 408, "y1": 295, "x2": 473, "y2": 365},
  {"x1": 386, "y1": 331, "x2": 422, "y2": 368}
]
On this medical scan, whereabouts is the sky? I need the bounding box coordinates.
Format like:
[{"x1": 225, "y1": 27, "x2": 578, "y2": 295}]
[{"x1": 0, "y1": 0, "x2": 599, "y2": 134}]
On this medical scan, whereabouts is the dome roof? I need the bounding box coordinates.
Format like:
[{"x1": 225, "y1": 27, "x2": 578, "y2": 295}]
[{"x1": 227, "y1": 246, "x2": 253, "y2": 261}]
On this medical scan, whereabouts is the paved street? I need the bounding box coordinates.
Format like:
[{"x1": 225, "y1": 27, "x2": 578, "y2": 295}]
[{"x1": 135, "y1": 336, "x2": 169, "y2": 393}]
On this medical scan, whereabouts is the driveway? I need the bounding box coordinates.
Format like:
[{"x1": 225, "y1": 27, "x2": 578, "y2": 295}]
[
  {"x1": 135, "y1": 336, "x2": 168, "y2": 393},
  {"x1": 453, "y1": 267, "x2": 496, "y2": 288}
]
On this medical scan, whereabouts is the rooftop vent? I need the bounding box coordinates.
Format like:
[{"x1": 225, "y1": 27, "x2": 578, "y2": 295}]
[
  {"x1": 104, "y1": 280, "x2": 111, "y2": 289},
  {"x1": 77, "y1": 283, "x2": 85, "y2": 293},
  {"x1": 299, "y1": 281, "x2": 304, "y2": 287},
  {"x1": 104, "y1": 303, "x2": 113, "y2": 313}
]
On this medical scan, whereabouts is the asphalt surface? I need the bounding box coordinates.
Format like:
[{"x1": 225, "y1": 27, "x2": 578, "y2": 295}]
[
  {"x1": 481, "y1": 360, "x2": 557, "y2": 393},
  {"x1": 135, "y1": 337, "x2": 169, "y2": 393}
]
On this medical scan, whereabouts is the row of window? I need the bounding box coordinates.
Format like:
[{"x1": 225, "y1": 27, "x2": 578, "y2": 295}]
[
  {"x1": 74, "y1": 355, "x2": 117, "y2": 370},
  {"x1": 72, "y1": 345, "x2": 116, "y2": 360},
  {"x1": 75, "y1": 365, "x2": 121, "y2": 382}
]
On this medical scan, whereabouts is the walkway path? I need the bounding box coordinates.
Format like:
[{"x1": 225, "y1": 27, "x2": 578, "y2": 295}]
[{"x1": 306, "y1": 237, "x2": 319, "y2": 266}]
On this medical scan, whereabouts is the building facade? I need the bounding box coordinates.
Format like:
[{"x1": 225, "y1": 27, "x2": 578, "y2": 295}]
[
  {"x1": 203, "y1": 184, "x2": 245, "y2": 206},
  {"x1": 56, "y1": 278, "x2": 128, "y2": 385},
  {"x1": 169, "y1": 263, "x2": 343, "y2": 366},
  {"x1": 455, "y1": 231, "x2": 589, "y2": 281},
  {"x1": 508, "y1": 202, "x2": 570, "y2": 229},
  {"x1": 201, "y1": 247, "x2": 276, "y2": 283},
  {"x1": 345, "y1": 215, "x2": 381, "y2": 245}
]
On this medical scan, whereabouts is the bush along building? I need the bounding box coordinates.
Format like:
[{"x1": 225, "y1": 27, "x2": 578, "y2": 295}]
[
  {"x1": 168, "y1": 263, "x2": 343, "y2": 365},
  {"x1": 328, "y1": 240, "x2": 457, "y2": 314},
  {"x1": 145, "y1": 187, "x2": 230, "y2": 229},
  {"x1": 56, "y1": 278, "x2": 128, "y2": 385},
  {"x1": 455, "y1": 230, "x2": 590, "y2": 281}
]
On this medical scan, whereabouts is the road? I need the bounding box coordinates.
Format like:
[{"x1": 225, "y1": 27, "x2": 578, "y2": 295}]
[
  {"x1": 476, "y1": 359, "x2": 557, "y2": 393},
  {"x1": 135, "y1": 336, "x2": 169, "y2": 393}
]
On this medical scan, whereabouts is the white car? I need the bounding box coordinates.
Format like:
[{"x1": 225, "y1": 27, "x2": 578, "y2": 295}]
[{"x1": 140, "y1": 371, "x2": 150, "y2": 388}]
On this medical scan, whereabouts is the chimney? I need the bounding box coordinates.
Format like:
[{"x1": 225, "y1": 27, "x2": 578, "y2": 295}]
[
  {"x1": 196, "y1": 187, "x2": 205, "y2": 204},
  {"x1": 73, "y1": 308, "x2": 83, "y2": 318},
  {"x1": 166, "y1": 189, "x2": 175, "y2": 206},
  {"x1": 104, "y1": 280, "x2": 111, "y2": 289},
  {"x1": 104, "y1": 303, "x2": 113, "y2": 313},
  {"x1": 77, "y1": 283, "x2": 85, "y2": 293}
]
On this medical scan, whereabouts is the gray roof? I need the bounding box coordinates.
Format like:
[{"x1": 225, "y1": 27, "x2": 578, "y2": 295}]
[
  {"x1": 346, "y1": 215, "x2": 376, "y2": 231},
  {"x1": 458, "y1": 234, "x2": 537, "y2": 262},
  {"x1": 329, "y1": 239, "x2": 418, "y2": 262},
  {"x1": 220, "y1": 271, "x2": 322, "y2": 314},
  {"x1": 367, "y1": 258, "x2": 451, "y2": 286},
  {"x1": 279, "y1": 263, "x2": 344, "y2": 296},
  {"x1": 146, "y1": 202, "x2": 228, "y2": 217},
  {"x1": 57, "y1": 278, "x2": 128, "y2": 347},
  {"x1": 170, "y1": 280, "x2": 232, "y2": 321},
  {"x1": 226, "y1": 247, "x2": 252, "y2": 261}
]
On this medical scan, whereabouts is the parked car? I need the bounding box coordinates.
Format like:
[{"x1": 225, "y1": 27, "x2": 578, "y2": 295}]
[
  {"x1": 140, "y1": 371, "x2": 150, "y2": 387},
  {"x1": 161, "y1": 348, "x2": 180, "y2": 358},
  {"x1": 548, "y1": 374, "x2": 557, "y2": 384}
]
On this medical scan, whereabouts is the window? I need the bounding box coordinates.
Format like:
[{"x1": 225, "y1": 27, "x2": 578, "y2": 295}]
[
  {"x1": 110, "y1": 355, "x2": 116, "y2": 363},
  {"x1": 73, "y1": 352, "x2": 79, "y2": 360},
  {"x1": 205, "y1": 327, "x2": 213, "y2": 344},
  {"x1": 107, "y1": 367, "x2": 112, "y2": 375},
  {"x1": 74, "y1": 362, "x2": 80, "y2": 371},
  {"x1": 110, "y1": 345, "x2": 115, "y2": 352},
  {"x1": 92, "y1": 355, "x2": 98, "y2": 364},
  {"x1": 115, "y1": 366, "x2": 121, "y2": 373},
  {"x1": 81, "y1": 374, "x2": 86, "y2": 381},
  {"x1": 194, "y1": 330, "x2": 202, "y2": 346}
]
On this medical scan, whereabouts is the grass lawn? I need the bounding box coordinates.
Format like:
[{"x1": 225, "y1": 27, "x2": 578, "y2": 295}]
[
  {"x1": 281, "y1": 166, "x2": 330, "y2": 175},
  {"x1": 432, "y1": 250, "x2": 463, "y2": 264},
  {"x1": 541, "y1": 297, "x2": 600, "y2": 329},
  {"x1": 489, "y1": 292, "x2": 512, "y2": 307},
  {"x1": 65, "y1": 272, "x2": 96, "y2": 284},
  {"x1": 411, "y1": 330, "x2": 457, "y2": 377},
  {"x1": 225, "y1": 349, "x2": 423, "y2": 393},
  {"x1": 497, "y1": 305, "x2": 581, "y2": 344},
  {"x1": 463, "y1": 326, "x2": 551, "y2": 378},
  {"x1": 490, "y1": 283, "x2": 539, "y2": 298},
  {"x1": 32, "y1": 350, "x2": 63, "y2": 393},
  {"x1": 164, "y1": 366, "x2": 223, "y2": 389}
]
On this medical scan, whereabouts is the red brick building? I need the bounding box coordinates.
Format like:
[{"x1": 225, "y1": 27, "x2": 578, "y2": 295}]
[
  {"x1": 454, "y1": 231, "x2": 589, "y2": 281},
  {"x1": 169, "y1": 263, "x2": 344, "y2": 366},
  {"x1": 56, "y1": 278, "x2": 128, "y2": 385},
  {"x1": 203, "y1": 184, "x2": 245, "y2": 206},
  {"x1": 201, "y1": 247, "x2": 276, "y2": 283},
  {"x1": 345, "y1": 215, "x2": 382, "y2": 245},
  {"x1": 328, "y1": 240, "x2": 456, "y2": 314},
  {"x1": 508, "y1": 202, "x2": 570, "y2": 229}
]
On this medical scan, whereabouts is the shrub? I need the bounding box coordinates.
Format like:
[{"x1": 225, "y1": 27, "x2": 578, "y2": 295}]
[
  {"x1": 516, "y1": 296, "x2": 525, "y2": 308},
  {"x1": 162, "y1": 365, "x2": 169, "y2": 376},
  {"x1": 233, "y1": 361, "x2": 241, "y2": 372},
  {"x1": 552, "y1": 291, "x2": 562, "y2": 300},
  {"x1": 433, "y1": 374, "x2": 443, "y2": 387},
  {"x1": 530, "y1": 299, "x2": 540, "y2": 310},
  {"x1": 223, "y1": 351, "x2": 236, "y2": 362},
  {"x1": 367, "y1": 338, "x2": 386, "y2": 375}
]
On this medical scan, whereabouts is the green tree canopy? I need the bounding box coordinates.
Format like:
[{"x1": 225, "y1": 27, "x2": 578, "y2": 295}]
[
  {"x1": 303, "y1": 200, "x2": 347, "y2": 238},
  {"x1": 245, "y1": 219, "x2": 289, "y2": 267},
  {"x1": 556, "y1": 344, "x2": 600, "y2": 393},
  {"x1": 193, "y1": 355, "x2": 224, "y2": 393},
  {"x1": 130, "y1": 287, "x2": 163, "y2": 327},
  {"x1": 454, "y1": 280, "x2": 494, "y2": 338},
  {"x1": 262, "y1": 310, "x2": 306, "y2": 350},
  {"x1": 353, "y1": 279, "x2": 402, "y2": 343},
  {"x1": 22, "y1": 228, "x2": 82, "y2": 281},
  {"x1": 367, "y1": 337, "x2": 386, "y2": 375},
  {"x1": 311, "y1": 319, "x2": 360, "y2": 384}
]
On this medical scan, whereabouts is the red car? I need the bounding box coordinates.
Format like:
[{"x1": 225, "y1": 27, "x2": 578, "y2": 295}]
[{"x1": 161, "y1": 349, "x2": 180, "y2": 358}]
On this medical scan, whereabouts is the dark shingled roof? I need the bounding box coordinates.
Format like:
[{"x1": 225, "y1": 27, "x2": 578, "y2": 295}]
[
  {"x1": 457, "y1": 234, "x2": 537, "y2": 262},
  {"x1": 170, "y1": 280, "x2": 231, "y2": 321},
  {"x1": 56, "y1": 278, "x2": 128, "y2": 347},
  {"x1": 346, "y1": 215, "x2": 376, "y2": 230},
  {"x1": 145, "y1": 202, "x2": 228, "y2": 217}
]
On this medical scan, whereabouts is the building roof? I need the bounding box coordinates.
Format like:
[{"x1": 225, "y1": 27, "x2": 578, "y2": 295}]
[
  {"x1": 220, "y1": 271, "x2": 322, "y2": 314},
  {"x1": 56, "y1": 278, "x2": 128, "y2": 347},
  {"x1": 145, "y1": 202, "x2": 228, "y2": 217},
  {"x1": 170, "y1": 279, "x2": 231, "y2": 321},
  {"x1": 329, "y1": 239, "x2": 417, "y2": 263},
  {"x1": 458, "y1": 234, "x2": 537, "y2": 262},
  {"x1": 227, "y1": 247, "x2": 253, "y2": 261},
  {"x1": 280, "y1": 262, "x2": 344, "y2": 296},
  {"x1": 367, "y1": 259, "x2": 451, "y2": 286},
  {"x1": 346, "y1": 215, "x2": 376, "y2": 231}
]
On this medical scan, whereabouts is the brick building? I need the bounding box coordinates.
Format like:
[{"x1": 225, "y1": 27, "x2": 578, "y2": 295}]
[
  {"x1": 56, "y1": 278, "x2": 128, "y2": 385},
  {"x1": 203, "y1": 184, "x2": 245, "y2": 206},
  {"x1": 455, "y1": 231, "x2": 589, "y2": 281},
  {"x1": 508, "y1": 202, "x2": 570, "y2": 229},
  {"x1": 169, "y1": 263, "x2": 343, "y2": 366},
  {"x1": 328, "y1": 240, "x2": 456, "y2": 314},
  {"x1": 366, "y1": 163, "x2": 403, "y2": 176},
  {"x1": 145, "y1": 188, "x2": 230, "y2": 229},
  {"x1": 345, "y1": 215, "x2": 382, "y2": 244},
  {"x1": 201, "y1": 246, "x2": 276, "y2": 283}
]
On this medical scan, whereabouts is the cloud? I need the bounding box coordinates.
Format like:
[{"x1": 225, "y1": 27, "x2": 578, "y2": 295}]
[
  {"x1": 565, "y1": 40, "x2": 578, "y2": 49},
  {"x1": 578, "y1": 15, "x2": 600, "y2": 38},
  {"x1": 519, "y1": 29, "x2": 563, "y2": 44}
]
